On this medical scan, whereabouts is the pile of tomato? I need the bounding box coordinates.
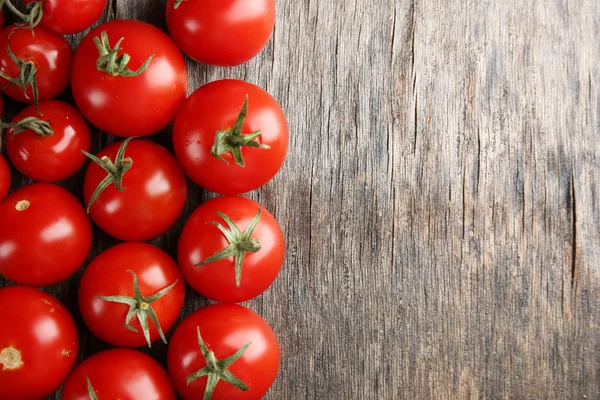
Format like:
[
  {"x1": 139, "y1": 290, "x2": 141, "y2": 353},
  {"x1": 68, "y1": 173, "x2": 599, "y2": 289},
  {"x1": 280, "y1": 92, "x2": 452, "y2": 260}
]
[{"x1": 0, "y1": 1, "x2": 288, "y2": 399}]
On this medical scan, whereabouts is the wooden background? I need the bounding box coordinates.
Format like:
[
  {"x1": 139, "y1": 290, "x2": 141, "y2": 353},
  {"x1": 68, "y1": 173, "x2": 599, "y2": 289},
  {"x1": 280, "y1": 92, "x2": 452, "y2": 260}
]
[{"x1": 1, "y1": 0, "x2": 599, "y2": 398}]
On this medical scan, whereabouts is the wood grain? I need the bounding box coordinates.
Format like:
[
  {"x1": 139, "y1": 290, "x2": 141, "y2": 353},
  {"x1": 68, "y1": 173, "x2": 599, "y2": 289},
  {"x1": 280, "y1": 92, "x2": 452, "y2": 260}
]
[{"x1": 1, "y1": 0, "x2": 599, "y2": 398}]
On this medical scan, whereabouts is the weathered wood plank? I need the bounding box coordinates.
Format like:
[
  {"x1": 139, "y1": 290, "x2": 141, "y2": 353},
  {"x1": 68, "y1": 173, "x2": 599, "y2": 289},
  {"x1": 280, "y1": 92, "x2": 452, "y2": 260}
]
[{"x1": 0, "y1": 0, "x2": 599, "y2": 399}]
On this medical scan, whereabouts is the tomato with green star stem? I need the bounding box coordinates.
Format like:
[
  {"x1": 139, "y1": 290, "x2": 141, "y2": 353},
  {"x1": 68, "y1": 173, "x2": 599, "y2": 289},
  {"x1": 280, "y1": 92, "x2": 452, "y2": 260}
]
[
  {"x1": 167, "y1": 304, "x2": 280, "y2": 400},
  {"x1": 0, "y1": 286, "x2": 78, "y2": 399},
  {"x1": 0, "y1": 183, "x2": 92, "y2": 286},
  {"x1": 0, "y1": 24, "x2": 72, "y2": 110},
  {"x1": 62, "y1": 349, "x2": 176, "y2": 400},
  {"x1": 178, "y1": 195, "x2": 285, "y2": 303},
  {"x1": 79, "y1": 242, "x2": 185, "y2": 348},
  {"x1": 172, "y1": 79, "x2": 289, "y2": 195},
  {"x1": 72, "y1": 19, "x2": 188, "y2": 137},
  {"x1": 3, "y1": 100, "x2": 91, "y2": 182},
  {"x1": 82, "y1": 138, "x2": 188, "y2": 241}
]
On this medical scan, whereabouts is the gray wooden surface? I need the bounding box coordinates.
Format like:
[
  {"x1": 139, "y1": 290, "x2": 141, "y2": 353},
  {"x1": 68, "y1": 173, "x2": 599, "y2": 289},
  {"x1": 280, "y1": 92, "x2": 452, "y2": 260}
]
[{"x1": 1, "y1": 0, "x2": 599, "y2": 398}]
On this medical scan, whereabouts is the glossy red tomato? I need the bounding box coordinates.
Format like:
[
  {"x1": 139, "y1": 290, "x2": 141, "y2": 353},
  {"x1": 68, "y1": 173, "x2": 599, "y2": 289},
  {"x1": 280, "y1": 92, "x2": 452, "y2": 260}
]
[
  {"x1": 178, "y1": 196, "x2": 284, "y2": 303},
  {"x1": 5, "y1": 100, "x2": 91, "y2": 182},
  {"x1": 172, "y1": 79, "x2": 289, "y2": 194},
  {"x1": 0, "y1": 183, "x2": 92, "y2": 286},
  {"x1": 168, "y1": 304, "x2": 280, "y2": 400},
  {"x1": 83, "y1": 139, "x2": 187, "y2": 241},
  {"x1": 79, "y1": 242, "x2": 185, "y2": 348},
  {"x1": 24, "y1": 0, "x2": 108, "y2": 34},
  {"x1": 72, "y1": 19, "x2": 188, "y2": 137},
  {"x1": 0, "y1": 25, "x2": 72, "y2": 105},
  {"x1": 62, "y1": 349, "x2": 176, "y2": 400},
  {"x1": 166, "y1": 0, "x2": 275, "y2": 67},
  {"x1": 0, "y1": 286, "x2": 78, "y2": 399}
]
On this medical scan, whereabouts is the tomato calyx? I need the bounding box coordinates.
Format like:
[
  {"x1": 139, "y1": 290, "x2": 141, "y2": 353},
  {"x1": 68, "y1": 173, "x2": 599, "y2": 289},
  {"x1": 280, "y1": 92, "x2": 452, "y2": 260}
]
[
  {"x1": 210, "y1": 95, "x2": 270, "y2": 167},
  {"x1": 86, "y1": 377, "x2": 99, "y2": 400},
  {"x1": 93, "y1": 31, "x2": 155, "y2": 77},
  {"x1": 0, "y1": 36, "x2": 41, "y2": 114},
  {"x1": 98, "y1": 270, "x2": 179, "y2": 348},
  {"x1": 3, "y1": 0, "x2": 43, "y2": 29},
  {"x1": 186, "y1": 327, "x2": 251, "y2": 400},
  {"x1": 173, "y1": 0, "x2": 185, "y2": 8},
  {"x1": 0, "y1": 346, "x2": 24, "y2": 370},
  {"x1": 2, "y1": 116, "x2": 54, "y2": 137},
  {"x1": 196, "y1": 209, "x2": 262, "y2": 287},
  {"x1": 81, "y1": 137, "x2": 134, "y2": 213}
]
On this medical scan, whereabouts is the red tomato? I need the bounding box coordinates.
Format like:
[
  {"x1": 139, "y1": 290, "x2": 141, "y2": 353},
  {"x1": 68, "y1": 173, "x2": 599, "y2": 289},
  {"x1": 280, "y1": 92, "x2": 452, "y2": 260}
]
[
  {"x1": 172, "y1": 79, "x2": 288, "y2": 194},
  {"x1": 0, "y1": 25, "x2": 72, "y2": 106},
  {"x1": 72, "y1": 19, "x2": 188, "y2": 137},
  {"x1": 166, "y1": 0, "x2": 275, "y2": 67},
  {"x1": 0, "y1": 286, "x2": 78, "y2": 399},
  {"x1": 79, "y1": 242, "x2": 185, "y2": 348},
  {"x1": 178, "y1": 196, "x2": 284, "y2": 303},
  {"x1": 0, "y1": 154, "x2": 8, "y2": 201},
  {"x1": 24, "y1": 0, "x2": 108, "y2": 34},
  {"x1": 62, "y1": 349, "x2": 176, "y2": 400},
  {"x1": 0, "y1": 183, "x2": 92, "y2": 286},
  {"x1": 5, "y1": 100, "x2": 91, "y2": 182},
  {"x1": 83, "y1": 138, "x2": 187, "y2": 241},
  {"x1": 168, "y1": 304, "x2": 280, "y2": 400}
]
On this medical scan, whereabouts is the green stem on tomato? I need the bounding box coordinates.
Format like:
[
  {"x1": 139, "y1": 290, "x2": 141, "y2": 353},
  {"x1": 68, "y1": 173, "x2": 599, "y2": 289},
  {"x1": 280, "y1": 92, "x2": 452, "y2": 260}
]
[
  {"x1": 93, "y1": 31, "x2": 155, "y2": 77},
  {"x1": 210, "y1": 95, "x2": 270, "y2": 167},
  {"x1": 1, "y1": 116, "x2": 53, "y2": 138},
  {"x1": 195, "y1": 209, "x2": 262, "y2": 287},
  {"x1": 186, "y1": 327, "x2": 251, "y2": 400},
  {"x1": 86, "y1": 377, "x2": 99, "y2": 400},
  {"x1": 0, "y1": 34, "x2": 41, "y2": 115},
  {"x1": 98, "y1": 270, "x2": 178, "y2": 348},
  {"x1": 3, "y1": 0, "x2": 43, "y2": 29},
  {"x1": 81, "y1": 137, "x2": 135, "y2": 213}
]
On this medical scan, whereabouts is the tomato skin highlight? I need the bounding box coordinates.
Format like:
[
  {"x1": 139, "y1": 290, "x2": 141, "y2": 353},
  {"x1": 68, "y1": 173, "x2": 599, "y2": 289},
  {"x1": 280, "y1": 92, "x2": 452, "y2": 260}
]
[
  {"x1": 166, "y1": 0, "x2": 275, "y2": 67},
  {"x1": 79, "y1": 242, "x2": 185, "y2": 348},
  {"x1": 83, "y1": 139, "x2": 187, "y2": 241},
  {"x1": 5, "y1": 100, "x2": 91, "y2": 182},
  {"x1": 0, "y1": 25, "x2": 73, "y2": 104},
  {"x1": 0, "y1": 183, "x2": 92, "y2": 287},
  {"x1": 168, "y1": 304, "x2": 280, "y2": 400},
  {"x1": 72, "y1": 19, "x2": 188, "y2": 138},
  {"x1": 24, "y1": 0, "x2": 108, "y2": 35},
  {"x1": 178, "y1": 195, "x2": 285, "y2": 303},
  {"x1": 0, "y1": 286, "x2": 78, "y2": 399},
  {"x1": 62, "y1": 348, "x2": 176, "y2": 400},
  {"x1": 172, "y1": 79, "x2": 289, "y2": 195}
]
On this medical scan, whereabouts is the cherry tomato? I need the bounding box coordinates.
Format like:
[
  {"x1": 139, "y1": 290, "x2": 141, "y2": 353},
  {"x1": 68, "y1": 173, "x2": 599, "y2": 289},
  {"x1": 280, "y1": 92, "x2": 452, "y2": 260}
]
[
  {"x1": 24, "y1": 0, "x2": 108, "y2": 34},
  {"x1": 62, "y1": 349, "x2": 176, "y2": 400},
  {"x1": 168, "y1": 304, "x2": 280, "y2": 400},
  {"x1": 166, "y1": 0, "x2": 275, "y2": 67},
  {"x1": 178, "y1": 196, "x2": 284, "y2": 303},
  {"x1": 172, "y1": 79, "x2": 288, "y2": 195},
  {"x1": 0, "y1": 25, "x2": 72, "y2": 106},
  {"x1": 72, "y1": 19, "x2": 188, "y2": 137},
  {"x1": 0, "y1": 286, "x2": 78, "y2": 399},
  {"x1": 4, "y1": 100, "x2": 91, "y2": 182},
  {"x1": 79, "y1": 242, "x2": 185, "y2": 348},
  {"x1": 0, "y1": 183, "x2": 92, "y2": 286},
  {"x1": 83, "y1": 138, "x2": 187, "y2": 241}
]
